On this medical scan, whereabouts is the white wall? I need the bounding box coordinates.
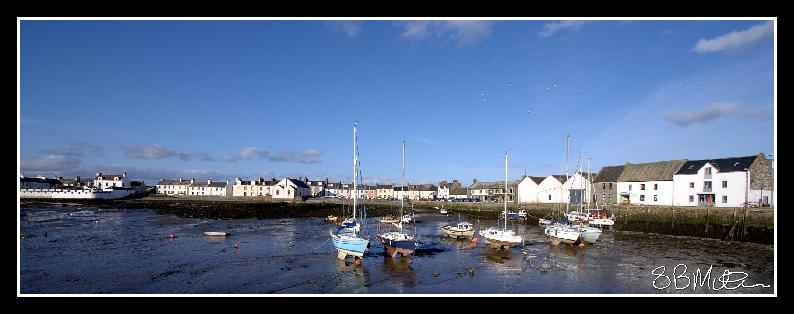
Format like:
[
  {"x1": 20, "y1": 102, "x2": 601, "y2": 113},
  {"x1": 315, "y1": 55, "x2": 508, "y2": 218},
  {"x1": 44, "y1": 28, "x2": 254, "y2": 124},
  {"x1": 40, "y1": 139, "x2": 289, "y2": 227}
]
[
  {"x1": 617, "y1": 181, "x2": 675, "y2": 206},
  {"x1": 438, "y1": 187, "x2": 449, "y2": 199},
  {"x1": 537, "y1": 176, "x2": 563, "y2": 203},
  {"x1": 672, "y1": 164, "x2": 749, "y2": 207},
  {"x1": 517, "y1": 177, "x2": 539, "y2": 203},
  {"x1": 561, "y1": 173, "x2": 592, "y2": 204},
  {"x1": 21, "y1": 188, "x2": 134, "y2": 199}
]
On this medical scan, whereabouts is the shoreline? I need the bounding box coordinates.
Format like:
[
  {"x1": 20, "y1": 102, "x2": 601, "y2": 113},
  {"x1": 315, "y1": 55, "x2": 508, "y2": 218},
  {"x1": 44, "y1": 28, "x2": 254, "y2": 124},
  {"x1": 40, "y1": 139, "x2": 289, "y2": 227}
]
[{"x1": 20, "y1": 196, "x2": 773, "y2": 244}]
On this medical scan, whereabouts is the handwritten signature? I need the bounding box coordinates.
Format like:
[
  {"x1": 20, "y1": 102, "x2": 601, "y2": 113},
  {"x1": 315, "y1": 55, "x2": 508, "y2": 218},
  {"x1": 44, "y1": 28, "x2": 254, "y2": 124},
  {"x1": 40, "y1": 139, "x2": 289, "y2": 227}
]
[{"x1": 652, "y1": 264, "x2": 771, "y2": 291}]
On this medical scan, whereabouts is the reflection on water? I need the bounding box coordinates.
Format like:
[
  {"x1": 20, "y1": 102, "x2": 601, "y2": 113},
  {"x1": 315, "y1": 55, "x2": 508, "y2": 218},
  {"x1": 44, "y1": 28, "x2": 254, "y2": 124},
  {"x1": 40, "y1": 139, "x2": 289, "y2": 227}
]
[{"x1": 20, "y1": 205, "x2": 774, "y2": 294}]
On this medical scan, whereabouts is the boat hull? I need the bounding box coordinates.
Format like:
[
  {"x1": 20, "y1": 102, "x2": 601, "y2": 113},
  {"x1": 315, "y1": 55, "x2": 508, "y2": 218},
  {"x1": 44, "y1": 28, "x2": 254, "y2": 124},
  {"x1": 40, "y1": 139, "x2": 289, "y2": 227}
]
[
  {"x1": 544, "y1": 226, "x2": 581, "y2": 244},
  {"x1": 580, "y1": 231, "x2": 601, "y2": 244},
  {"x1": 441, "y1": 226, "x2": 475, "y2": 239},
  {"x1": 331, "y1": 233, "x2": 369, "y2": 259},
  {"x1": 377, "y1": 236, "x2": 418, "y2": 257}
]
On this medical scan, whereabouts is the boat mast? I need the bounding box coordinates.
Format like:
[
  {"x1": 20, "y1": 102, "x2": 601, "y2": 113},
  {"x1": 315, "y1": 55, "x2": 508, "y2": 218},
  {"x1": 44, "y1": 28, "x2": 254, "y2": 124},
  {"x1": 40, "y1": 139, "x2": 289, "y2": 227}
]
[
  {"x1": 504, "y1": 151, "x2": 508, "y2": 231},
  {"x1": 400, "y1": 140, "x2": 405, "y2": 231},
  {"x1": 353, "y1": 121, "x2": 357, "y2": 220},
  {"x1": 565, "y1": 135, "x2": 570, "y2": 215}
]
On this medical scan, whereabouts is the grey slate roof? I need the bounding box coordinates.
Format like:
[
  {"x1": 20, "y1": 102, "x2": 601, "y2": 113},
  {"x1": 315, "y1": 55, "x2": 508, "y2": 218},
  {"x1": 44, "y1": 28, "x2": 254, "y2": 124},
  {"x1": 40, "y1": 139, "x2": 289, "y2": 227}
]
[
  {"x1": 20, "y1": 177, "x2": 62, "y2": 185},
  {"x1": 97, "y1": 174, "x2": 124, "y2": 180},
  {"x1": 593, "y1": 165, "x2": 626, "y2": 183},
  {"x1": 618, "y1": 160, "x2": 687, "y2": 182},
  {"x1": 286, "y1": 178, "x2": 310, "y2": 188},
  {"x1": 470, "y1": 181, "x2": 518, "y2": 189},
  {"x1": 676, "y1": 155, "x2": 758, "y2": 175},
  {"x1": 550, "y1": 175, "x2": 568, "y2": 184}
]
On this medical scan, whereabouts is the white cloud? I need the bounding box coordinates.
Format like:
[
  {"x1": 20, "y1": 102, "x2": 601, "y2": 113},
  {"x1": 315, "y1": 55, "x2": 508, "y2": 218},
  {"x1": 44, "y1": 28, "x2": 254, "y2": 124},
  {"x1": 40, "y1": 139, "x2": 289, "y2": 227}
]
[
  {"x1": 178, "y1": 150, "x2": 214, "y2": 162},
  {"x1": 665, "y1": 102, "x2": 743, "y2": 127},
  {"x1": 538, "y1": 21, "x2": 589, "y2": 38},
  {"x1": 693, "y1": 21, "x2": 773, "y2": 53},
  {"x1": 329, "y1": 21, "x2": 362, "y2": 38},
  {"x1": 240, "y1": 147, "x2": 269, "y2": 160},
  {"x1": 125, "y1": 144, "x2": 177, "y2": 159},
  {"x1": 222, "y1": 154, "x2": 239, "y2": 162},
  {"x1": 297, "y1": 149, "x2": 322, "y2": 164},
  {"x1": 398, "y1": 21, "x2": 491, "y2": 46},
  {"x1": 21, "y1": 154, "x2": 81, "y2": 172}
]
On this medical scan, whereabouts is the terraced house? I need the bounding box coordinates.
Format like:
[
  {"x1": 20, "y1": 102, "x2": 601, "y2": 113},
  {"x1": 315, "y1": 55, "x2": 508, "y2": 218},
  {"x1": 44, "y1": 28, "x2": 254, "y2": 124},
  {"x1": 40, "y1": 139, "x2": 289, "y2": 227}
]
[
  {"x1": 616, "y1": 160, "x2": 687, "y2": 206},
  {"x1": 672, "y1": 153, "x2": 774, "y2": 207},
  {"x1": 592, "y1": 165, "x2": 626, "y2": 205},
  {"x1": 232, "y1": 177, "x2": 277, "y2": 197},
  {"x1": 156, "y1": 178, "x2": 190, "y2": 195},
  {"x1": 469, "y1": 179, "x2": 518, "y2": 202},
  {"x1": 188, "y1": 178, "x2": 232, "y2": 197}
]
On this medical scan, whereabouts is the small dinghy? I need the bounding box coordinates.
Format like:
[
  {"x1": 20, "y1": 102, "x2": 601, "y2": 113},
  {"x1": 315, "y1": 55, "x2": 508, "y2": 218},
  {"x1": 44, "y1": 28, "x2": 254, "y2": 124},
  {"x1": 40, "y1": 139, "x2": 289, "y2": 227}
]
[{"x1": 204, "y1": 231, "x2": 228, "y2": 237}]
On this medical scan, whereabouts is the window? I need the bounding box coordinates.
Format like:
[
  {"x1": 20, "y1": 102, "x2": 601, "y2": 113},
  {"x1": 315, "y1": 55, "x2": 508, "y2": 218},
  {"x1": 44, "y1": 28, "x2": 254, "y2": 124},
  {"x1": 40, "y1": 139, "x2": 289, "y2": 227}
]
[
  {"x1": 722, "y1": 196, "x2": 727, "y2": 203},
  {"x1": 548, "y1": 195, "x2": 552, "y2": 201},
  {"x1": 602, "y1": 183, "x2": 606, "y2": 189},
  {"x1": 276, "y1": 190, "x2": 280, "y2": 195},
  {"x1": 722, "y1": 181, "x2": 727, "y2": 188},
  {"x1": 705, "y1": 167, "x2": 712, "y2": 175},
  {"x1": 629, "y1": 184, "x2": 632, "y2": 191},
  {"x1": 653, "y1": 195, "x2": 658, "y2": 201},
  {"x1": 704, "y1": 181, "x2": 712, "y2": 189},
  {"x1": 689, "y1": 182, "x2": 694, "y2": 188},
  {"x1": 609, "y1": 183, "x2": 612, "y2": 189},
  {"x1": 640, "y1": 195, "x2": 645, "y2": 201},
  {"x1": 601, "y1": 194, "x2": 606, "y2": 201},
  {"x1": 654, "y1": 184, "x2": 658, "y2": 190},
  {"x1": 640, "y1": 184, "x2": 645, "y2": 190}
]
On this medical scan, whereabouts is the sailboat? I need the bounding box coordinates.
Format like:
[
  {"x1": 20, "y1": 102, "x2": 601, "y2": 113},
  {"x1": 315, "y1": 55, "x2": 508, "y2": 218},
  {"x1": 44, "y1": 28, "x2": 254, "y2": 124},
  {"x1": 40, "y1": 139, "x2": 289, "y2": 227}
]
[
  {"x1": 478, "y1": 151, "x2": 523, "y2": 250},
  {"x1": 377, "y1": 140, "x2": 420, "y2": 257},
  {"x1": 330, "y1": 122, "x2": 370, "y2": 261},
  {"x1": 544, "y1": 136, "x2": 583, "y2": 245}
]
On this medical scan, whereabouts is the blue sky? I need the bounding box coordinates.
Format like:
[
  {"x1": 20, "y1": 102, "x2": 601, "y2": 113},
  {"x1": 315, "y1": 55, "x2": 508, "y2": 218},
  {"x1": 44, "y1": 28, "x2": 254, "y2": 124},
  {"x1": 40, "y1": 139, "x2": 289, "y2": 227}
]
[{"x1": 19, "y1": 19, "x2": 775, "y2": 185}]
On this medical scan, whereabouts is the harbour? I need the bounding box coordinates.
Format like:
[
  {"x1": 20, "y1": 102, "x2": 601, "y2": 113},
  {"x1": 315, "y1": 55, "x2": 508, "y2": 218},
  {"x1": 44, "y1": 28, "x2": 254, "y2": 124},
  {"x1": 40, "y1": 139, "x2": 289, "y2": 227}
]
[{"x1": 19, "y1": 203, "x2": 773, "y2": 294}]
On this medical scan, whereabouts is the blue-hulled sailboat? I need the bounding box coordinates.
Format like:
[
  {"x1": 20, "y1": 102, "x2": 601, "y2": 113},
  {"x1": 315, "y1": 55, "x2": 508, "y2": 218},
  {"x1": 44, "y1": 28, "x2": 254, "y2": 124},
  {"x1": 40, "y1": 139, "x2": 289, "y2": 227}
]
[{"x1": 331, "y1": 122, "x2": 370, "y2": 261}]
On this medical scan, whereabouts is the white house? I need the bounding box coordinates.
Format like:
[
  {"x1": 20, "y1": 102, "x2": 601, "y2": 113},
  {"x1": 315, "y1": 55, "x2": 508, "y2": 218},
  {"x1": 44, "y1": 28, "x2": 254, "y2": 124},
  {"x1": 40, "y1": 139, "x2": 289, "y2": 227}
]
[
  {"x1": 305, "y1": 178, "x2": 328, "y2": 197},
  {"x1": 94, "y1": 172, "x2": 130, "y2": 189},
  {"x1": 188, "y1": 178, "x2": 231, "y2": 196},
  {"x1": 393, "y1": 185, "x2": 418, "y2": 200},
  {"x1": 232, "y1": 177, "x2": 275, "y2": 197},
  {"x1": 536, "y1": 175, "x2": 567, "y2": 203},
  {"x1": 517, "y1": 176, "x2": 545, "y2": 203},
  {"x1": 157, "y1": 178, "x2": 191, "y2": 195},
  {"x1": 616, "y1": 160, "x2": 687, "y2": 206},
  {"x1": 469, "y1": 180, "x2": 518, "y2": 202},
  {"x1": 561, "y1": 172, "x2": 595, "y2": 205},
  {"x1": 673, "y1": 154, "x2": 773, "y2": 207},
  {"x1": 270, "y1": 178, "x2": 311, "y2": 200}
]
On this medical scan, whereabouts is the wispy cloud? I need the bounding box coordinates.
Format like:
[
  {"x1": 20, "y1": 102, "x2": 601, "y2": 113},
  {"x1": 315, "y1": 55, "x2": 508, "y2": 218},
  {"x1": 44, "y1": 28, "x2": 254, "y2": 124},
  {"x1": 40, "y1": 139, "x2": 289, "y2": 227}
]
[
  {"x1": 21, "y1": 154, "x2": 81, "y2": 172},
  {"x1": 222, "y1": 154, "x2": 239, "y2": 162},
  {"x1": 398, "y1": 21, "x2": 491, "y2": 46},
  {"x1": 741, "y1": 107, "x2": 773, "y2": 121},
  {"x1": 125, "y1": 144, "x2": 177, "y2": 159},
  {"x1": 328, "y1": 21, "x2": 362, "y2": 38},
  {"x1": 178, "y1": 150, "x2": 214, "y2": 162},
  {"x1": 665, "y1": 102, "x2": 743, "y2": 127},
  {"x1": 538, "y1": 21, "x2": 589, "y2": 38},
  {"x1": 40, "y1": 140, "x2": 104, "y2": 157},
  {"x1": 693, "y1": 21, "x2": 773, "y2": 53},
  {"x1": 412, "y1": 137, "x2": 436, "y2": 145},
  {"x1": 240, "y1": 147, "x2": 269, "y2": 160}
]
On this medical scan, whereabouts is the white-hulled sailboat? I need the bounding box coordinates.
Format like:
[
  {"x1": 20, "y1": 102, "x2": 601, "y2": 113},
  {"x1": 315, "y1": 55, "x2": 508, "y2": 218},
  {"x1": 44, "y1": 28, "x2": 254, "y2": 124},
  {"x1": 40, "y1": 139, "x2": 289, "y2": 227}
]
[
  {"x1": 330, "y1": 122, "x2": 370, "y2": 261},
  {"x1": 377, "y1": 140, "x2": 420, "y2": 257},
  {"x1": 478, "y1": 151, "x2": 523, "y2": 249}
]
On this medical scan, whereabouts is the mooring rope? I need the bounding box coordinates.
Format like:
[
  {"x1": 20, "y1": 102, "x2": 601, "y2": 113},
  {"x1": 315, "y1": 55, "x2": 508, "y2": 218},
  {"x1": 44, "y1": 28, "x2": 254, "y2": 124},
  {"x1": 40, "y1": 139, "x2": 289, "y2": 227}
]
[{"x1": 311, "y1": 236, "x2": 332, "y2": 252}]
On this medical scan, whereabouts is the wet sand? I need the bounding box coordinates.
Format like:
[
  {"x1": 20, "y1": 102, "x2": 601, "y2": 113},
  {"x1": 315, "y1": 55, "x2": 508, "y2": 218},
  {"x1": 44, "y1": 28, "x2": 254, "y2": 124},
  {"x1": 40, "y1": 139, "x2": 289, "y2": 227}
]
[{"x1": 19, "y1": 205, "x2": 774, "y2": 294}]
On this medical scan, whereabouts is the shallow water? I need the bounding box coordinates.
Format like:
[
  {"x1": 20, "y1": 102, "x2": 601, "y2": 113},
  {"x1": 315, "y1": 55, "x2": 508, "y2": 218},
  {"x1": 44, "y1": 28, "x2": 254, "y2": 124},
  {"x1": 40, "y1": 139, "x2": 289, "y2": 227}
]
[{"x1": 19, "y1": 205, "x2": 774, "y2": 294}]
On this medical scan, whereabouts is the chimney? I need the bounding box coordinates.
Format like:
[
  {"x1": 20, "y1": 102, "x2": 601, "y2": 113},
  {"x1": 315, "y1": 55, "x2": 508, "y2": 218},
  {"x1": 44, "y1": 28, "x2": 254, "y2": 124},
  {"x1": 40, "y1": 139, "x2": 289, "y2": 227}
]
[
  {"x1": 96, "y1": 172, "x2": 102, "y2": 178},
  {"x1": 179, "y1": 177, "x2": 183, "y2": 182},
  {"x1": 208, "y1": 178, "x2": 212, "y2": 184},
  {"x1": 472, "y1": 178, "x2": 477, "y2": 185},
  {"x1": 190, "y1": 178, "x2": 195, "y2": 184},
  {"x1": 123, "y1": 172, "x2": 127, "y2": 177}
]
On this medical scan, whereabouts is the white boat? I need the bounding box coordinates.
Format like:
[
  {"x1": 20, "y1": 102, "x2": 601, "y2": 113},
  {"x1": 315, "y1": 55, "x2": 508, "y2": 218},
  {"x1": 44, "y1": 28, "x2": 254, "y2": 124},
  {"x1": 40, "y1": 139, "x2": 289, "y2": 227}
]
[
  {"x1": 544, "y1": 223, "x2": 581, "y2": 244},
  {"x1": 565, "y1": 211, "x2": 588, "y2": 223},
  {"x1": 479, "y1": 151, "x2": 523, "y2": 249},
  {"x1": 401, "y1": 213, "x2": 413, "y2": 224},
  {"x1": 538, "y1": 218, "x2": 551, "y2": 225},
  {"x1": 380, "y1": 216, "x2": 400, "y2": 224},
  {"x1": 576, "y1": 225, "x2": 602, "y2": 244},
  {"x1": 440, "y1": 205, "x2": 448, "y2": 215},
  {"x1": 203, "y1": 231, "x2": 228, "y2": 237},
  {"x1": 517, "y1": 209, "x2": 527, "y2": 219},
  {"x1": 441, "y1": 219, "x2": 475, "y2": 239}
]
